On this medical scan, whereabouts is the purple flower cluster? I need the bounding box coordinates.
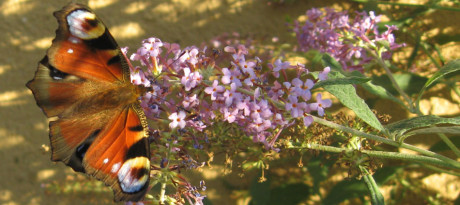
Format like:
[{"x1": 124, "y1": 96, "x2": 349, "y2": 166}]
[
  {"x1": 125, "y1": 37, "x2": 332, "y2": 150},
  {"x1": 293, "y1": 8, "x2": 404, "y2": 72}
]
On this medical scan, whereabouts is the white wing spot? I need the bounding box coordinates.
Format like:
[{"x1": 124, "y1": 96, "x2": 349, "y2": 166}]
[
  {"x1": 103, "y1": 158, "x2": 109, "y2": 164},
  {"x1": 69, "y1": 36, "x2": 80, "y2": 44},
  {"x1": 67, "y1": 48, "x2": 73, "y2": 54},
  {"x1": 111, "y1": 162, "x2": 121, "y2": 173}
]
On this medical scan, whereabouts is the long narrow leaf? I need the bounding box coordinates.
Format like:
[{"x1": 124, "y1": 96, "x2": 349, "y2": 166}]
[
  {"x1": 423, "y1": 59, "x2": 460, "y2": 89},
  {"x1": 362, "y1": 173, "x2": 385, "y2": 205},
  {"x1": 313, "y1": 76, "x2": 370, "y2": 89},
  {"x1": 403, "y1": 126, "x2": 460, "y2": 139},
  {"x1": 386, "y1": 115, "x2": 460, "y2": 141},
  {"x1": 360, "y1": 165, "x2": 384, "y2": 205},
  {"x1": 416, "y1": 59, "x2": 460, "y2": 108},
  {"x1": 349, "y1": 71, "x2": 406, "y2": 107},
  {"x1": 322, "y1": 72, "x2": 385, "y2": 132},
  {"x1": 321, "y1": 55, "x2": 385, "y2": 132}
]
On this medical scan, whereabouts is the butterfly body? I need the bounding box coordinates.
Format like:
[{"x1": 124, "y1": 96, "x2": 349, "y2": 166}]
[{"x1": 27, "y1": 3, "x2": 150, "y2": 202}]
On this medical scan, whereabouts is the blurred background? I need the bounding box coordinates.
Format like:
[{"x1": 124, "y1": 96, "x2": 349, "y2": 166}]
[{"x1": 0, "y1": 0, "x2": 458, "y2": 204}]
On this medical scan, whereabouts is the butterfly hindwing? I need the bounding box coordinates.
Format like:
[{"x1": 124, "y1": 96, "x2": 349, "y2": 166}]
[
  {"x1": 26, "y1": 3, "x2": 150, "y2": 202},
  {"x1": 83, "y1": 104, "x2": 150, "y2": 201}
]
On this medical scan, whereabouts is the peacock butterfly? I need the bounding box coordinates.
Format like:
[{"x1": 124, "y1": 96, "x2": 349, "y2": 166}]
[{"x1": 26, "y1": 3, "x2": 151, "y2": 202}]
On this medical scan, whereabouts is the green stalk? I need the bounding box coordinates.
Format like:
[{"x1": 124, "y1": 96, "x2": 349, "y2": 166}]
[
  {"x1": 289, "y1": 143, "x2": 457, "y2": 169},
  {"x1": 420, "y1": 164, "x2": 460, "y2": 177},
  {"x1": 360, "y1": 166, "x2": 385, "y2": 205},
  {"x1": 159, "y1": 133, "x2": 175, "y2": 204},
  {"x1": 312, "y1": 116, "x2": 460, "y2": 169},
  {"x1": 159, "y1": 181, "x2": 167, "y2": 204},
  {"x1": 438, "y1": 133, "x2": 460, "y2": 158},
  {"x1": 420, "y1": 42, "x2": 442, "y2": 69},
  {"x1": 447, "y1": 80, "x2": 460, "y2": 99},
  {"x1": 351, "y1": 0, "x2": 460, "y2": 12},
  {"x1": 373, "y1": 50, "x2": 416, "y2": 113}
]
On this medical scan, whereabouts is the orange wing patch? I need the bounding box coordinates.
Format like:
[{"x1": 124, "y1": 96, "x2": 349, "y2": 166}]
[{"x1": 48, "y1": 39, "x2": 124, "y2": 82}]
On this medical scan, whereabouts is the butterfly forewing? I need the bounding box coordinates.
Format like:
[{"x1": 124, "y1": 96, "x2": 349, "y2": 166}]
[
  {"x1": 26, "y1": 3, "x2": 150, "y2": 202},
  {"x1": 49, "y1": 3, "x2": 126, "y2": 83}
]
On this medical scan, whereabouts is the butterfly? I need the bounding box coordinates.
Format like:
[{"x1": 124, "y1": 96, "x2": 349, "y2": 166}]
[{"x1": 26, "y1": 3, "x2": 151, "y2": 202}]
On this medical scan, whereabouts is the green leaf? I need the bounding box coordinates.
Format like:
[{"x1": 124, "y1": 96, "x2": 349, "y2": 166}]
[
  {"x1": 361, "y1": 82, "x2": 403, "y2": 103},
  {"x1": 371, "y1": 73, "x2": 428, "y2": 96},
  {"x1": 309, "y1": 50, "x2": 325, "y2": 70},
  {"x1": 372, "y1": 166, "x2": 403, "y2": 185},
  {"x1": 386, "y1": 115, "x2": 460, "y2": 140},
  {"x1": 433, "y1": 34, "x2": 460, "y2": 45},
  {"x1": 359, "y1": 165, "x2": 385, "y2": 205},
  {"x1": 422, "y1": 59, "x2": 460, "y2": 91},
  {"x1": 323, "y1": 179, "x2": 368, "y2": 204},
  {"x1": 268, "y1": 183, "x2": 310, "y2": 205},
  {"x1": 415, "y1": 59, "x2": 460, "y2": 109},
  {"x1": 202, "y1": 197, "x2": 213, "y2": 205},
  {"x1": 430, "y1": 136, "x2": 460, "y2": 152},
  {"x1": 350, "y1": 71, "x2": 404, "y2": 105},
  {"x1": 322, "y1": 53, "x2": 344, "y2": 72},
  {"x1": 249, "y1": 174, "x2": 270, "y2": 205},
  {"x1": 307, "y1": 156, "x2": 330, "y2": 195},
  {"x1": 324, "y1": 166, "x2": 392, "y2": 205},
  {"x1": 362, "y1": 174, "x2": 385, "y2": 205},
  {"x1": 313, "y1": 76, "x2": 370, "y2": 89},
  {"x1": 361, "y1": 1, "x2": 379, "y2": 15},
  {"x1": 320, "y1": 71, "x2": 385, "y2": 132},
  {"x1": 407, "y1": 33, "x2": 421, "y2": 69},
  {"x1": 455, "y1": 191, "x2": 460, "y2": 205},
  {"x1": 403, "y1": 126, "x2": 460, "y2": 138}
]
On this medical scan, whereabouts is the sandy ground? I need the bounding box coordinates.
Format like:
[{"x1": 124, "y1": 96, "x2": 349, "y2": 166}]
[{"x1": 0, "y1": 0, "x2": 458, "y2": 205}]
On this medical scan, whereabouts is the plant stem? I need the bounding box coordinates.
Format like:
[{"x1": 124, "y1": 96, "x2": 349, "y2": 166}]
[
  {"x1": 351, "y1": 0, "x2": 460, "y2": 12},
  {"x1": 420, "y1": 164, "x2": 460, "y2": 177},
  {"x1": 421, "y1": 42, "x2": 442, "y2": 69},
  {"x1": 447, "y1": 80, "x2": 460, "y2": 99},
  {"x1": 360, "y1": 165, "x2": 385, "y2": 205},
  {"x1": 375, "y1": 52, "x2": 416, "y2": 112},
  {"x1": 289, "y1": 143, "x2": 457, "y2": 169},
  {"x1": 312, "y1": 116, "x2": 460, "y2": 169},
  {"x1": 159, "y1": 181, "x2": 167, "y2": 204},
  {"x1": 438, "y1": 133, "x2": 460, "y2": 158}
]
